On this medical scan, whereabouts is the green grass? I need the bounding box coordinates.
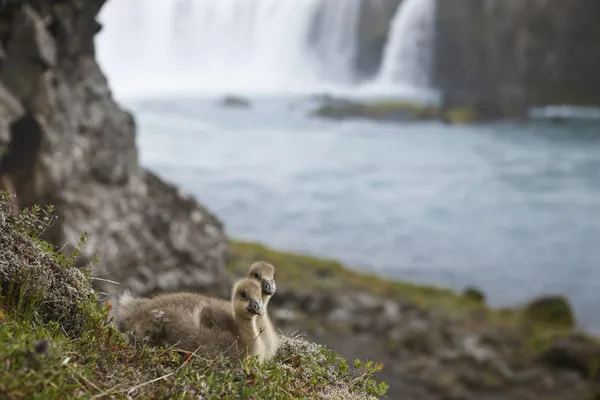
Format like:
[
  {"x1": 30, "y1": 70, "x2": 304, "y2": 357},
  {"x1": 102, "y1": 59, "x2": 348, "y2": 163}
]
[
  {"x1": 0, "y1": 306, "x2": 388, "y2": 399},
  {"x1": 0, "y1": 192, "x2": 388, "y2": 399},
  {"x1": 228, "y1": 240, "x2": 483, "y2": 315}
]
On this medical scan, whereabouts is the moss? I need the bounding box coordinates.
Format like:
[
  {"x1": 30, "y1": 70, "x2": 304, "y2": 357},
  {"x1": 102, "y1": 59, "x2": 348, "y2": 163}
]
[
  {"x1": 444, "y1": 106, "x2": 478, "y2": 124},
  {"x1": 313, "y1": 99, "x2": 440, "y2": 122},
  {"x1": 523, "y1": 295, "x2": 575, "y2": 329},
  {"x1": 0, "y1": 194, "x2": 387, "y2": 399},
  {"x1": 463, "y1": 286, "x2": 486, "y2": 304}
]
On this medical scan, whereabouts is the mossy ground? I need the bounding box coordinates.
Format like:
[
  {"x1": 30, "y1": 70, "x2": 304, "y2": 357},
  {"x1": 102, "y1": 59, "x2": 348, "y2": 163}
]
[
  {"x1": 0, "y1": 193, "x2": 388, "y2": 399},
  {"x1": 0, "y1": 309, "x2": 386, "y2": 399}
]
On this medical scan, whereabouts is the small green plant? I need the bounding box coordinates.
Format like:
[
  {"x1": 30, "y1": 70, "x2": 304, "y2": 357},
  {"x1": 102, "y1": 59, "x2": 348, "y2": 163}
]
[
  {"x1": 12, "y1": 203, "x2": 57, "y2": 239},
  {"x1": 352, "y1": 359, "x2": 389, "y2": 396}
]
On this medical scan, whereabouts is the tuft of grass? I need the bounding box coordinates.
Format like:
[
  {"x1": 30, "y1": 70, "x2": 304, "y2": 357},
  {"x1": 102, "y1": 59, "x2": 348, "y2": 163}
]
[
  {"x1": 0, "y1": 192, "x2": 388, "y2": 399},
  {"x1": 523, "y1": 295, "x2": 575, "y2": 329},
  {"x1": 0, "y1": 192, "x2": 94, "y2": 336}
]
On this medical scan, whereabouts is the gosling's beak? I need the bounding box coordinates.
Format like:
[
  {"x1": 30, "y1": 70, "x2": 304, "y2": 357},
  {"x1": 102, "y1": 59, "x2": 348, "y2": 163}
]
[
  {"x1": 247, "y1": 299, "x2": 265, "y2": 316},
  {"x1": 261, "y1": 279, "x2": 276, "y2": 296}
]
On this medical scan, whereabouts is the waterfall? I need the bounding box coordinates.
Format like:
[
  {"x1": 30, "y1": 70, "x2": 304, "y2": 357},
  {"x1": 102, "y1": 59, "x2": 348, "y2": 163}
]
[
  {"x1": 96, "y1": 0, "x2": 362, "y2": 97},
  {"x1": 375, "y1": 0, "x2": 436, "y2": 89},
  {"x1": 308, "y1": 0, "x2": 362, "y2": 83}
]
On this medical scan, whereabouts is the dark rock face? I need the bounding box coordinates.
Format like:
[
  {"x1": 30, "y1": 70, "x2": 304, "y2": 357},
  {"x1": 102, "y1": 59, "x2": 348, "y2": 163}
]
[
  {"x1": 355, "y1": 0, "x2": 403, "y2": 78},
  {"x1": 218, "y1": 95, "x2": 251, "y2": 109},
  {"x1": 434, "y1": 0, "x2": 600, "y2": 107},
  {"x1": 0, "y1": 2, "x2": 228, "y2": 299},
  {"x1": 307, "y1": 0, "x2": 403, "y2": 80}
]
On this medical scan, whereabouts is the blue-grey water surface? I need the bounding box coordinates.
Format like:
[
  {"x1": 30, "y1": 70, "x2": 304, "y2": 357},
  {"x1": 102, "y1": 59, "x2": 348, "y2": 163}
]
[{"x1": 126, "y1": 96, "x2": 600, "y2": 331}]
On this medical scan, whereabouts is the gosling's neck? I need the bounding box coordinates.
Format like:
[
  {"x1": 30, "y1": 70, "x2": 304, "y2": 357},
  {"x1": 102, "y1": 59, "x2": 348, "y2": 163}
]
[
  {"x1": 262, "y1": 294, "x2": 272, "y2": 309},
  {"x1": 233, "y1": 312, "x2": 264, "y2": 359}
]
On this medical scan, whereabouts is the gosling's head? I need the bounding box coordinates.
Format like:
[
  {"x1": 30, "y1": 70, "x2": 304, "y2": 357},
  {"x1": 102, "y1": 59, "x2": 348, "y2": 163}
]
[
  {"x1": 232, "y1": 278, "x2": 265, "y2": 319},
  {"x1": 248, "y1": 261, "x2": 276, "y2": 298}
]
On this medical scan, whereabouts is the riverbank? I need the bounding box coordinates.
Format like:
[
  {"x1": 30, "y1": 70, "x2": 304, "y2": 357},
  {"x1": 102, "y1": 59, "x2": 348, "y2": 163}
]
[{"x1": 225, "y1": 240, "x2": 600, "y2": 399}]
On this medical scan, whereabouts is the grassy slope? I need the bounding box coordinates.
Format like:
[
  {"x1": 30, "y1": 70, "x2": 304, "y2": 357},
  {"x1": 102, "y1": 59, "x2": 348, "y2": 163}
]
[
  {"x1": 0, "y1": 313, "x2": 386, "y2": 399},
  {"x1": 0, "y1": 195, "x2": 387, "y2": 400},
  {"x1": 2, "y1": 195, "x2": 599, "y2": 399}
]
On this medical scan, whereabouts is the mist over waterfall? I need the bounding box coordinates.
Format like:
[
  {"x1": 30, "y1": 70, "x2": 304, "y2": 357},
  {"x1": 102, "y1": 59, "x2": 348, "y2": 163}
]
[
  {"x1": 376, "y1": 0, "x2": 436, "y2": 89},
  {"x1": 96, "y1": 0, "x2": 362, "y2": 97},
  {"x1": 96, "y1": 0, "x2": 438, "y2": 98}
]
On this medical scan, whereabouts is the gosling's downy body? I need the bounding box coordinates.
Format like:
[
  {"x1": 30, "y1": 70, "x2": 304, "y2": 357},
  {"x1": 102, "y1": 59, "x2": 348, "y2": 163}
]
[
  {"x1": 198, "y1": 261, "x2": 280, "y2": 360},
  {"x1": 116, "y1": 279, "x2": 267, "y2": 361},
  {"x1": 248, "y1": 261, "x2": 279, "y2": 359}
]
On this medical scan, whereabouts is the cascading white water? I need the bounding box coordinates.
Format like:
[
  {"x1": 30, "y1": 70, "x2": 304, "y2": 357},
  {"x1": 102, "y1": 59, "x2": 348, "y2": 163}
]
[
  {"x1": 308, "y1": 0, "x2": 362, "y2": 83},
  {"x1": 96, "y1": 0, "x2": 362, "y2": 97},
  {"x1": 375, "y1": 0, "x2": 436, "y2": 89}
]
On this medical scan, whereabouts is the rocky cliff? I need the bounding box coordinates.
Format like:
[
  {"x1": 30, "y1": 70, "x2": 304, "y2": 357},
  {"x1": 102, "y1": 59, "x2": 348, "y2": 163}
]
[
  {"x1": 0, "y1": 0, "x2": 228, "y2": 300},
  {"x1": 434, "y1": 0, "x2": 600, "y2": 108},
  {"x1": 355, "y1": 0, "x2": 403, "y2": 78}
]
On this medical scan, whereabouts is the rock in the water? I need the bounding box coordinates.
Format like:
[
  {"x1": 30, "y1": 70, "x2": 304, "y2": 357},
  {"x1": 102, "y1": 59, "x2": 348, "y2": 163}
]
[
  {"x1": 0, "y1": 1, "x2": 228, "y2": 301},
  {"x1": 312, "y1": 98, "x2": 439, "y2": 123},
  {"x1": 219, "y1": 95, "x2": 250, "y2": 108},
  {"x1": 524, "y1": 295, "x2": 575, "y2": 328},
  {"x1": 440, "y1": 89, "x2": 529, "y2": 123}
]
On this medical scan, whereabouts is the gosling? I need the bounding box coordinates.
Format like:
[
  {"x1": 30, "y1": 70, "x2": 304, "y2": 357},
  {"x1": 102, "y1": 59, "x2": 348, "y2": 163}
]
[
  {"x1": 199, "y1": 261, "x2": 280, "y2": 360},
  {"x1": 117, "y1": 278, "x2": 267, "y2": 361},
  {"x1": 247, "y1": 261, "x2": 279, "y2": 359}
]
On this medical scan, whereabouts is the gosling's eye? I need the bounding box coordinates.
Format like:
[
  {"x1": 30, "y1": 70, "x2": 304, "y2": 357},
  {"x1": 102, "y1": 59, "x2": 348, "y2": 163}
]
[
  {"x1": 240, "y1": 291, "x2": 248, "y2": 300},
  {"x1": 253, "y1": 272, "x2": 260, "y2": 280}
]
